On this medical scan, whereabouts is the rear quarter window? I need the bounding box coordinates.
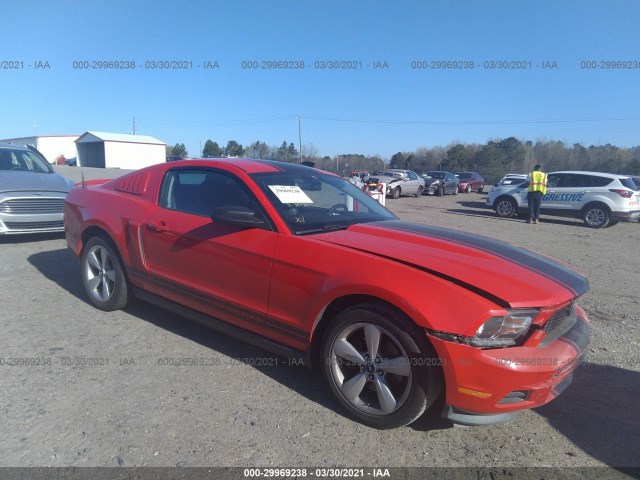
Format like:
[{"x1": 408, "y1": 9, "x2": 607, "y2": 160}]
[
  {"x1": 618, "y1": 177, "x2": 638, "y2": 190},
  {"x1": 590, "y1": 176, "x2": 614, "y2": 187}
]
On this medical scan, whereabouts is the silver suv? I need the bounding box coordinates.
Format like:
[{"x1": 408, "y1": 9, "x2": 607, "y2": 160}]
[{"x1": 486, "y1": 171, "x2": 640, "y2": 228}]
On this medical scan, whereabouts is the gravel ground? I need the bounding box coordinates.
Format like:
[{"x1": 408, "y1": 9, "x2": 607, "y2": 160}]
[{"x1": 0, "y1": 166, "x2": 638, "y2": 474}]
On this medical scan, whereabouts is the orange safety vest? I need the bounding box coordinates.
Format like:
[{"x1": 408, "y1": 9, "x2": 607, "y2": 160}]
[{"x1": 528, "y1": 170, "x2": 548, "y2": 194}]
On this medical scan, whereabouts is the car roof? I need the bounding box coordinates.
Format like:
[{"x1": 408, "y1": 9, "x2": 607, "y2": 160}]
[
  {"x1": 0, "y1": 142, "x2": 29, "y2": 150},
  {"x1": 549, "y1": 170, "x2": 627, "y2": 179},
  {"x1": 163, "y1": 158, "x2": 336, "y2": 176}
]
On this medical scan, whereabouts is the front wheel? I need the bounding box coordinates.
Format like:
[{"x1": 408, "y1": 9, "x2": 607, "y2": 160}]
[
  {"x1": 494, "y1": 197, "x2": 518, "y2": 218},
  {"x1": 415, "y1": 186, "x2": 423, "y2": 198},
  {"x1": 582, "y1": 205, "x2": 610, "y2": 228},
  {"x1": 453, "y1": 185, "x2": 459, "y2": 195},
  {"x1": 465, "y1": 184, "x2": 472, "y2": 193},
  {"x1": 81, "y1": 236, "x2": 131, "y2": 311},
  {"x1": 321, "y1": 304, "x2": 442, "y2": 429},
  {"x1": 478, "y1": 184, "x2": 484, "y2": 193},
  {"x1": 391, "y1": 187, "x2": 401, "y2": 199}
]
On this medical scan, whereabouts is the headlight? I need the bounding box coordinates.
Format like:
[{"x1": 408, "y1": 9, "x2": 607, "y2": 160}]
[{"x1": 466, "y1": 309, "x2": 538, "y2": 348}]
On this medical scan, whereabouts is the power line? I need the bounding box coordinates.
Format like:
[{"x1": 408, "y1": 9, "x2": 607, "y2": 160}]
[{"x1": 137, "y1": 114, "x2": 640, "y2": 129}]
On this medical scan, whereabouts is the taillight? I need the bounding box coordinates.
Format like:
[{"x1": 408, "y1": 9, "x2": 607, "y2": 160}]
[{"x1": 609, "y1": 189, "x2": 634, "y2": 198}]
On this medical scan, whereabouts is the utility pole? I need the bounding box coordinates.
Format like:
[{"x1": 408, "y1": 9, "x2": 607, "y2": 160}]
[
  {"x1": 297, "y1": 115, "x2": 302, "y2": 163},
  {"x1": 132, "y1": 116, "x2": 136, "y2": 135}
]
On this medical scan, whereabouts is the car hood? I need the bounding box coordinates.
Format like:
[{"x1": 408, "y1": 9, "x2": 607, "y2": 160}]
[
  {"x1": 373, "y1": 175, "x2": 402, "y2": 184},
  {"x1": 318, "y1": 220, "x2": 589, "y2": 308},
  {"x1": 0, "y1": 171, "x2": 74, "y2": 193}
]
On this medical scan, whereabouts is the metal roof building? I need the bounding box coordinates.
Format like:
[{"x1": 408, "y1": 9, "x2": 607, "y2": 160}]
[{"x1": 75, "y1": 131, "x2": 166, "y2": 169}]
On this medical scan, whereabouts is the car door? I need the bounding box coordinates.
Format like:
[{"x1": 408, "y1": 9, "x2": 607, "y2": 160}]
[
  {"x1": 445, "y1": 173, "x2": 457, "y2": 194},
  {"x1": 543, "y1": 173, "x2": 588, "y2": 214},
  {"x1": 140, "y1": 167, "x2": 277, "y2": 334},
  {"x1": 405, "y1": 171, "x2": 420, "y2": 195}
]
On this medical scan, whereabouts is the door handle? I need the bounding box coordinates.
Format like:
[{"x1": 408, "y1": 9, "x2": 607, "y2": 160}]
[{"x1": 146, "y1": 222, "x2": 170, "y2": 233}]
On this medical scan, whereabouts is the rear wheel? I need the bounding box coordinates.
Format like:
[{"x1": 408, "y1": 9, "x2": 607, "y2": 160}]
[
  {"x1": 453, "y1": 185, "x2": 459, "y2": 195},
  {"x1": 582, "y1": 205, "x2": 610, "y2": 228},
  {"x1": 415, "y1": 186, "x2": 423, "y2": 198},
  {"x1": 494, "y1": 197, "x2": 518, "y2": 218},
  {"x1": 321, "y1": 303, "x2": 442, "y2": 429},
  {"x1": 478, "y1": 184, "x2": 484, "y2": 193},
  {"x1": 81, "y1": 236, "x2": 131, "y2": 311}
]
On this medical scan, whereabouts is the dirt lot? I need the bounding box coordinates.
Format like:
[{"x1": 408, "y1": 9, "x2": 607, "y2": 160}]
[{"x1": 1, "y1": 167, "x2": 638, "y2": 473}]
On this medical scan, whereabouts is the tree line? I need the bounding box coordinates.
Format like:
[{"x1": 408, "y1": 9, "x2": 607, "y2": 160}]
[
  {"x1": 167, "y1": 137, "x2": 640, "y2": 183},
  {"x1": 167, "y1": 139, "x2": 300, "y2": 163}
]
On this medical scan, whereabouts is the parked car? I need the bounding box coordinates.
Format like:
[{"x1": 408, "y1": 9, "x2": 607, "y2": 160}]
[
  {"x1": 54, "y1": 154, "x2": 77, "y2": 166},
  {"x1": 368, "y1": 169, "x2": 424, "y2": 199},
  {"x1": 422, "y1": 171, "x2": 459, "y2": 195},
  {"x1": 455, "y1": 172, "x2": 485, "y2": 193},
  {"x1": 65, "y1": 159, "x2": 590, "y2": 428},
  {"x1": 486, "y1": 171, "x2": 640, "y2": 228},
  {"x1": 0, "y1": 143, "x2": 75, "y2": 235}
]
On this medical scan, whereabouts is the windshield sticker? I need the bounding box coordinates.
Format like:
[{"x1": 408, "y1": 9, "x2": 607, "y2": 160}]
[{"x1": 268, "y1": 185, "x2": 314, "y2": 204}]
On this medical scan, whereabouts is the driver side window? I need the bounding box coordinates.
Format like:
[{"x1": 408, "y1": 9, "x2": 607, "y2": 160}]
[{"x1": 160, "y1": 169, "x2": 254, "y2": 217}]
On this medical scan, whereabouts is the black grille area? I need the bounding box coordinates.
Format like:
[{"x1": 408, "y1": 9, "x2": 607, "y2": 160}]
[
  {"x1": 0, "y1": 198, "x2": 65, "y2": 214},
  {"x1": 540, "y1": 303, "x2": 577, "y2": 346},
  {"x1": 498, "y1": 390, "x2": 530, "y2": 404},
  {"x1": 3, "y1": 221, "x2": 64, "y2": 231}
]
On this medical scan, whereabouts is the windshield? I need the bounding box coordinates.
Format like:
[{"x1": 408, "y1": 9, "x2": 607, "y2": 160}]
[
  {"x1": 499, "y1": 177, "x2": 527, "y2": 186},
  {"x1": 0, "y1": 148, "x2": 53, "y2": 173},
  {"x1": 251, "y1": 170, "x2": 397, "y2": 234},
  {"x1": 426, "y1": 172, "x2": 446, "y2": 180}
]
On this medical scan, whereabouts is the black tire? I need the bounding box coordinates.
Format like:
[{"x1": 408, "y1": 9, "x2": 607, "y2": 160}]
[
  {"x1": 415, "y1": 186, "x2": 423, "y2": 198},
  {"x1": 391, "y1": 187, "x2": 401, "y2": 199},
  {"x1": 582, "y1": 204, "x2": 610, "y2": 228},
  {"x1": 81, "y1": 236, "x2": 131, "y2": 311},
  {"x1": 494, "y1": 197, "x2": 518, "y2": 218},
  {"x1": 478, "y1": 184, "x2": 484, "y2": 193},
  {"x1": 453, "y1": 185, "x2": 459, "y2": 195},
  {"x1": 321, "y1": 303, "x2": 442, "y2": 429},
  {"x1": 437, "y1": 185, "x2": 444, "y2": 197},
  {"x1": 465, "y1": 184, "x2": 472, "y2": 193}
]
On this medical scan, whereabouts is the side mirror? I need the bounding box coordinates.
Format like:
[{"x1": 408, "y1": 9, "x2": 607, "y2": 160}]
[{"x1": 212, "y1": 206, "x2": 266, "y2": 228}]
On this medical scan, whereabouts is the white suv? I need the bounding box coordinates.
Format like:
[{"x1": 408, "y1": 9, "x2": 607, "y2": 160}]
[{"x1": 486, "y1": 171, "x2": 640, "y2": 228}]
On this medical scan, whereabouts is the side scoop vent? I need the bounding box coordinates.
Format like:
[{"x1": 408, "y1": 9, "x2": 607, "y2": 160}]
[{"x1": 114, "y1": 171, "x2": 150, "y2": 196}]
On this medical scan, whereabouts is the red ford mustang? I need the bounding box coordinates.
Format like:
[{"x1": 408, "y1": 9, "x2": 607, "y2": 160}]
[{"x1": 65, "y1": 159, "x2": 590, "y2": 429}]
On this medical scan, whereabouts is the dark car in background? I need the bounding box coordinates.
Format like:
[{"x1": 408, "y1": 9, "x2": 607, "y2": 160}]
[
  {"x1": 422, "y1": 171, "x2": 459, "y2": 195},
  {"x1": 0, "y1": 143, "x2": 75, "y2": 235},
  {"x1": 455, "y1": 172, "x2": 485, "y2": 193}
]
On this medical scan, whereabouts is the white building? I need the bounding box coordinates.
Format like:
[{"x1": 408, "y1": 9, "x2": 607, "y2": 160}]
[
  {"x1": 0, "y1": 135, "x2": 80, "y2": 163},
  {"x1": 75, "y1": 131, "x2": 166, "y2": 169}
]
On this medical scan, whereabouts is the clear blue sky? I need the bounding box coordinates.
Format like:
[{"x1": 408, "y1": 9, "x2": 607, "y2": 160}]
[{"x1": 2, "y1": 0, "x2": 639, "y2": 158}]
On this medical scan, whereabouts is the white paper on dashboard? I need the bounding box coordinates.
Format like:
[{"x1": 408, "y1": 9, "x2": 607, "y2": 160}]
[{"x1": 268, "y1": 185, "x2": 314, "y2": 204}]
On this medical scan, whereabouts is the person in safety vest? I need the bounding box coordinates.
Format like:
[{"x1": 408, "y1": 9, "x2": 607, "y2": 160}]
[{"x1": 527, "y1": 164, "x2": 547, "y2": 224}]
